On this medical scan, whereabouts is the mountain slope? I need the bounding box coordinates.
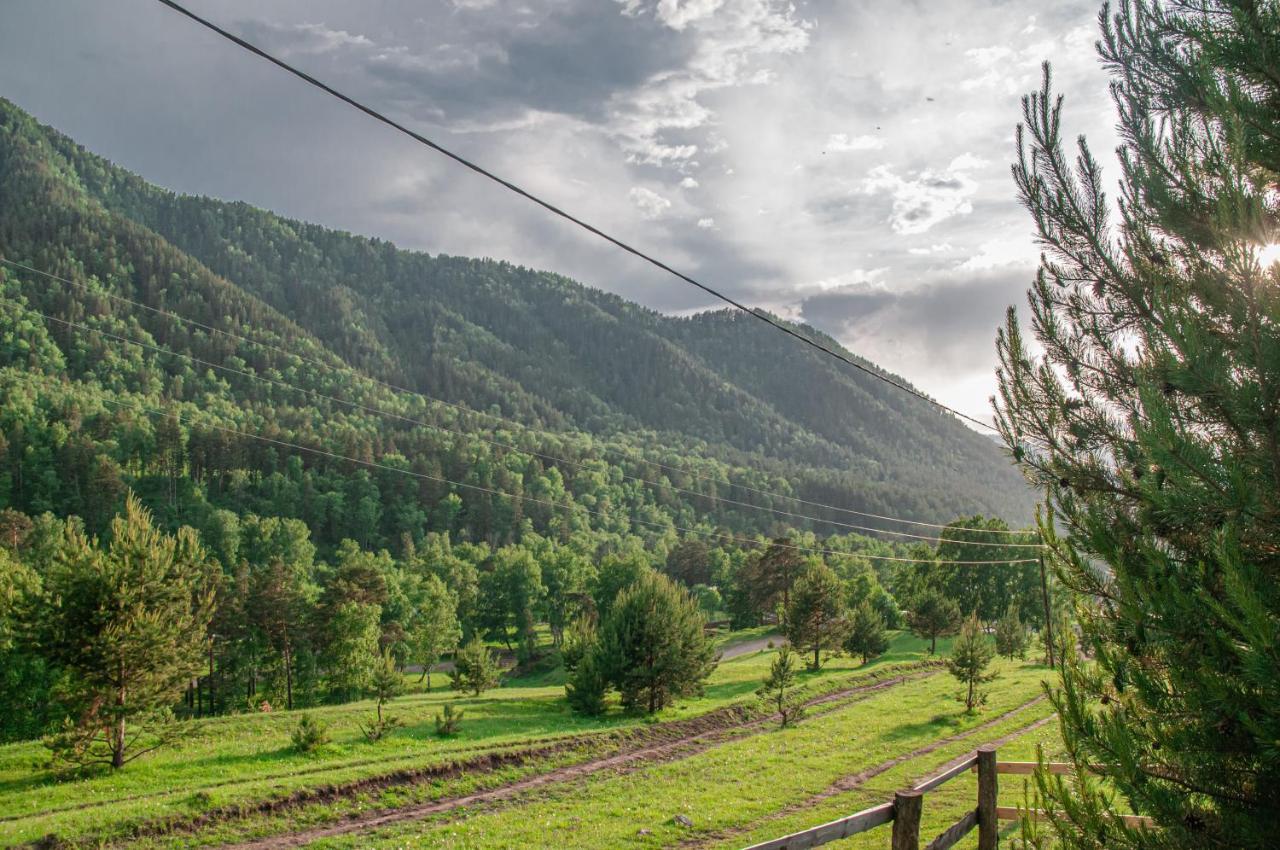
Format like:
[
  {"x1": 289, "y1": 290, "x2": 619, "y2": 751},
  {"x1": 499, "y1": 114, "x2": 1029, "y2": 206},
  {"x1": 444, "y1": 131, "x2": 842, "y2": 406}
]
[{"x1": 0, "y1": 97, "x2": 1032, "y2": 547}]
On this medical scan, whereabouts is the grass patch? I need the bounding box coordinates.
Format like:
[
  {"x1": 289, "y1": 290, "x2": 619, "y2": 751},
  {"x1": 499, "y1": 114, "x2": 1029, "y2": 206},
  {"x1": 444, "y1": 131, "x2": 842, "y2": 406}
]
[{"x1": 0, "y1": 630, "x2": 940, "y2": 847}]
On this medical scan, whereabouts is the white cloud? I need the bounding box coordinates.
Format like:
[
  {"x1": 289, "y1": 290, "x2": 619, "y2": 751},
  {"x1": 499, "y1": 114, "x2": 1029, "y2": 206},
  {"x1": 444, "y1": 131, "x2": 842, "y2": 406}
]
[
  {"x1": 807, "y1": 267, "x2": 888, "y2": 292},
  {"x1": 908, "y1": 242, "x2": 955, "y2": 256},
  {"x1": 697, "y1": 216, "x2": 716, "y2": 228},
  {"x1": 826, "y1": 132, "x2": 883, "y2": 152},
  {"x1": 860, "y1": 159, "x2": 981, "y2": 235},
  {"x1": 238, "y1": 21, "x2": 373, "y2": 56},
  {"x1": 958, "y1": 238, "x2": 1039, "y2": 272},
  {"x1": 680, "y1": 176, "x2": 700, "y2": 188},
  {"x1": 607, "y1": 0, "x2": 811, "y2": 165},
  {"x1": 629, "y1": 186, "x2": 673, "y2": 219}
]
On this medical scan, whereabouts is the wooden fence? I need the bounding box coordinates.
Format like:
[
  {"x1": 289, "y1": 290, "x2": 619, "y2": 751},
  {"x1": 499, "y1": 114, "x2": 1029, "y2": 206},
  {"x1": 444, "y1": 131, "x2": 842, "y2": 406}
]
[{"x1": 743, "y1": 746, "x2": 1154, "y2": 850}]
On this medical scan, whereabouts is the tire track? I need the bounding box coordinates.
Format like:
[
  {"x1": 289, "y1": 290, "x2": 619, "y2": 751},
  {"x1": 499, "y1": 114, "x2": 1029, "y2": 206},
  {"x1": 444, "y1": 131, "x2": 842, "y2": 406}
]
[
  {"x1": 206, "y1": 668, "x2": 942, "y2": 850},
  {"x1": 679, "y1": 697, "x2": 1054, "y2": 849}
]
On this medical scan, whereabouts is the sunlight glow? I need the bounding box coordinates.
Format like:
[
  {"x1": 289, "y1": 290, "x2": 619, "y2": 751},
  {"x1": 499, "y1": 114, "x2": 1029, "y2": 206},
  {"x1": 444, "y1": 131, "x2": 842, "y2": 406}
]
[{"x1": 1257, "y1": 243, "x2": 1280, "y2": 268}]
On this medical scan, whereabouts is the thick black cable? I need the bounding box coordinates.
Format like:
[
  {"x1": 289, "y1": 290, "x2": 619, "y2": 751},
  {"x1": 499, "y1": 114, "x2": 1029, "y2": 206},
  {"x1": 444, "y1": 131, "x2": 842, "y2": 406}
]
[{"x1": 152, "y1": 0, "x2": 997, "y2": 433}]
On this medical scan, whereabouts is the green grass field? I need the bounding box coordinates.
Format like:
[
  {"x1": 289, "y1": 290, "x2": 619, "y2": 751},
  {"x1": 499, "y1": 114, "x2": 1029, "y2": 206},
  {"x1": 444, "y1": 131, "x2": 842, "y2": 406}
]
[{"x1": 0, "y1": 631, "x2": 1060, "y2": 849}]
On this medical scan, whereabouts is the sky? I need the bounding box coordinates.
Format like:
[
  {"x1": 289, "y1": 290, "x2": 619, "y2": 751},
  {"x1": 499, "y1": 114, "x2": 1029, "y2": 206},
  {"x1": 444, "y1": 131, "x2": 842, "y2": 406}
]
[{"x1": 0, "y1": 0, "x2": 1122, "y2": 425}]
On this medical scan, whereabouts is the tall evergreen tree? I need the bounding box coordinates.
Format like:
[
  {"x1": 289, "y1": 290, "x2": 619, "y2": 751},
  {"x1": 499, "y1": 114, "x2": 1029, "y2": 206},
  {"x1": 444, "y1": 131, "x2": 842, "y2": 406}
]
[
  {"x1": 37, "y1": 495, "x2": 216, "y2": 769},
  {"x1": 996, "y1": 1, "x2": 1280, "y2": 843},
  {"x1": 785, "y1": 563, "x2": 850, "y2": 670}
]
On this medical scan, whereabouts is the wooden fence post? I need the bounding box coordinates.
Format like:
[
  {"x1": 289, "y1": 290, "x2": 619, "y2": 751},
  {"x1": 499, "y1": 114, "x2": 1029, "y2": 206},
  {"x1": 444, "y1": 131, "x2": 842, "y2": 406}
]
[
  {"x1": 978, "y1": 746, "x2": 998, "y2": 850},
  {"x1": 891, "y1": 789, "x2": 922, "y2": 850}
]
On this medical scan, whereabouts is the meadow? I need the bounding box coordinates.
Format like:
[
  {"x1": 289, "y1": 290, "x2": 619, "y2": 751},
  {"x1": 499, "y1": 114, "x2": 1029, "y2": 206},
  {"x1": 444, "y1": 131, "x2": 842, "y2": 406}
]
[{"x1": 0, "y1": 631, "x2": 1059, "y2": 849}]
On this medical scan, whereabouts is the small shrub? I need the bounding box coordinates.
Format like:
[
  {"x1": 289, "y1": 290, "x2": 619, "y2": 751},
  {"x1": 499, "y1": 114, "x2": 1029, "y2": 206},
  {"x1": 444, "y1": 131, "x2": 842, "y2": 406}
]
[
  {"x1": 359, "y1": 713, "x2": 403, "y2": 743},
  {"x1": 435, "y1": 704, "x2": 464, "y2": 737},
  {"x1": 291, "y1": 713, "x2": 330, "y2": 753}
]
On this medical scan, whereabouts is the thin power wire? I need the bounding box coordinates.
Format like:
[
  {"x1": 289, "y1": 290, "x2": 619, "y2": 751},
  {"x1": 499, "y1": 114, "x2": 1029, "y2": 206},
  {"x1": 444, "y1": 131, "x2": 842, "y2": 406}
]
[
  {"x1": 152, "y1": 0, "x2": 998, "y2": 434},
  {"x1": 0, "y1": 256, "x2": 1032, "y2": 535},
  {"x1": 12, "y1": 296, "x2": 1043, "y2": 550},
  {"x1": 83, "y1": 393, "x2": 1037, "y2": 565}
]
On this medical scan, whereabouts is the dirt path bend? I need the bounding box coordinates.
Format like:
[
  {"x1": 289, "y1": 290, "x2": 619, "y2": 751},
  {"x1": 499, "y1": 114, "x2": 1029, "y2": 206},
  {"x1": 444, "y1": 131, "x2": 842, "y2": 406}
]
[
  {"x1": 719, "y1": 635, "x2": 784, "y2": 661},
  {"x1": 210, "y1": 668, "x2": 941, "y2": 850},
  {"x1": 679, "y1": 697, "x2": 1055, "y2": 849}
]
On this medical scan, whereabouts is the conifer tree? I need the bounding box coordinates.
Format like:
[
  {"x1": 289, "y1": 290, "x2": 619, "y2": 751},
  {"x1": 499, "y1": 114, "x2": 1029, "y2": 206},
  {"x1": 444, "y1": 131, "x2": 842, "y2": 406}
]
[
  {"x1": 565, "y1": 642, "x2": 608, "y2": 716},
  {"x1": 906, "y1": 589, "x2": 960, "y2": 655},
  {"x1": 450, "y1": 637, "x2": 500, "y2": 697},
  {"x1": 756, "y1": 644, "x2": 804, "y2": 727},
  {"x1": 785, "y1": 564, "x2": 850, "y2": 670},
  {"x1": 843, "y1": 600, "x2": 889, "y2": 665},
  {"x1": 37, "y1": 495, "x2": 216, "y2": 769},
  {"x1": 997, "y1": 1, "x2": 1280, "y2": 843},
  {"x1": 947, "y1": 614, "x2": 996, "y2": 714},
  {"x1": 993, "y1": 604, "x2": 1029, "y2": 660},
  {"x1": 595, "y1": 571, "x2": 717, "y2": 714},
  {"x1": 359, "y1": 648, "x2": 403, "y2": 741}
]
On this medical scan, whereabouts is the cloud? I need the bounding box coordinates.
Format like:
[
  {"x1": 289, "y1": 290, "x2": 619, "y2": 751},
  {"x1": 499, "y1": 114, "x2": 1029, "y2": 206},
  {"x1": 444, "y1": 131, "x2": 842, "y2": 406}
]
[
  {"x1": 680, "y1": 176, "x2": 700, "y2": 188},
  {"x1": 859, "y1": 157, "x2": 982, "y2": 235},
  {"x1": 697, "y1": 216, "x2": 716, "y2": 228},
  {"x1": 825, "y1": 132, "x2": 882, "y2": 152},
  {"x1": 606, "y1": 0, "x2": 811, "y2": 165},
  {"x1": 630, "y1": 186, "x2": 673, "y2": 218},
  {"x1": 799, "y1": 270, "x2": 1031, "y2": 376},
  {"x1": 236, "y1": 21, "x2": 373, "y2": 56}
]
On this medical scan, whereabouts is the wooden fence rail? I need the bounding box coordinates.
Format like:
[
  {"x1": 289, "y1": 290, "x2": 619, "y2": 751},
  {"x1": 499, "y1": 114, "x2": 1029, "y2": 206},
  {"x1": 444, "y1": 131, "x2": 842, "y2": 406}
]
[{"x1": 742, "y1": 747, "x2": 1155, "y2": 850}]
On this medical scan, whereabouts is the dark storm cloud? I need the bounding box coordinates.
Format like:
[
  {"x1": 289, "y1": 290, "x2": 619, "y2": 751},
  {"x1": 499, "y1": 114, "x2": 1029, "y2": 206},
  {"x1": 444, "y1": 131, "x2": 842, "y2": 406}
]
[
  {"x1": 237, "y1": 2, "x2": 691, "y2": 128},
  {"x1": 799, "y1": 270, "x2": 1032, "y2": 369}
]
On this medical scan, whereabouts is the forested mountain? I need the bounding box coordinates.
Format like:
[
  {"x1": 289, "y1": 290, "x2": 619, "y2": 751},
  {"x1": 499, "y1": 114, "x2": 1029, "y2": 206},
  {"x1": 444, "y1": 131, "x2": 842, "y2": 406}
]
[{"x1": 0, "y1": 96, "x2": 1032, "y2": 552}]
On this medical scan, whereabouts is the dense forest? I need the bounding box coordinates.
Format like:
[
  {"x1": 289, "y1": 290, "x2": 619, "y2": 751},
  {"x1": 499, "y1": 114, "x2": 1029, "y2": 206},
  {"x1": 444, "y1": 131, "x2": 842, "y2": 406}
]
[{"x1": 0, "y1": 98, "x2": 1042, "y2": 747}]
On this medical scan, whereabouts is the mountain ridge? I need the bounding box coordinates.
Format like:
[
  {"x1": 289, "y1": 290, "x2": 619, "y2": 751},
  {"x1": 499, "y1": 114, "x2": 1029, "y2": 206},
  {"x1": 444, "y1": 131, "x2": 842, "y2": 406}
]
[{"x1": 0, "y1": 96, "x2": 1033, "y2": 548}]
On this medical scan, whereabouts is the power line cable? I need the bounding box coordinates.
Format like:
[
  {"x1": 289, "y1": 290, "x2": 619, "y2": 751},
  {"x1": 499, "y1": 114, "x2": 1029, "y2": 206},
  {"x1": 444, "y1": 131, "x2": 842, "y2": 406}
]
[
  {"x1": 152, "y1": 0, "x2": 999, "y2": 433},
  {"x1": 80, "y1": 392, "x2": 1037, "y2": 565},
  {"x1": 0, "y1": 256, "x2": 1032, "y2": 535},
  {"x1": 11, "y1": 294, "x2": 1043, "y2": 550}
]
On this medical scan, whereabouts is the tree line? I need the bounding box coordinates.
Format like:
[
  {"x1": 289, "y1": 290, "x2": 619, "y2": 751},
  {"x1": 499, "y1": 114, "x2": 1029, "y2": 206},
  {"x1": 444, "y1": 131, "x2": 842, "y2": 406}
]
[{"x1": 0, "y1": 490, "x2": 1043, "y2": 759}]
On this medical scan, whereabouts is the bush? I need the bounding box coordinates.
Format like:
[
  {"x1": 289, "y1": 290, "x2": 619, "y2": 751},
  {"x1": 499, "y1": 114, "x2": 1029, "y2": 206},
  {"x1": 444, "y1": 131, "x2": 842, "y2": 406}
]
[
  {"x1": 290, "y1": 713, "x2": 330, "y2": 753},
  {"x1": 434, "y1": 704, "x2": 464, "y2": 737}
]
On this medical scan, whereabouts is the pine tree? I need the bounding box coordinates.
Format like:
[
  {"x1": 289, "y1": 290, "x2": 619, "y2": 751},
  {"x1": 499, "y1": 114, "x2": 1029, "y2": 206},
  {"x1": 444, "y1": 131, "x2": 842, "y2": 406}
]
[
  {"x1": 905, "y1": 590, "x2": 960, "y2": 655},
  {"x1": 843, "y1": 600, "x2": 889, "y2": 665},
  {"x1": 756, "y1": 644, "x2": 804, "y2": 727},
  {"x1": 785, "y1": 564, "x2": 850, "y2": 670},
  {"x1": 996, "y1": 2, "x2": 1280, "y2": 843},
  {"x1": 947, "y1": 614, "x2": 996, "y2": 714},
  {"x1": 37, "y1": 495, "x2": 216, "y2": 769},
  {"x1": 595, "y1": 571, "x2": 717, "y2": 714},
  {"x1": 993, "y1": 604, "x2": 1028, "y2": 660},
  {"x1": 565, "y1": 642, "x2": 608, "y2": 716},
  {"x1": 359, "y1": 649, "x2": 403, "y2": 742},
  {"x1": 450, "y1": 637, "x2": 500, "y2": 697}
]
